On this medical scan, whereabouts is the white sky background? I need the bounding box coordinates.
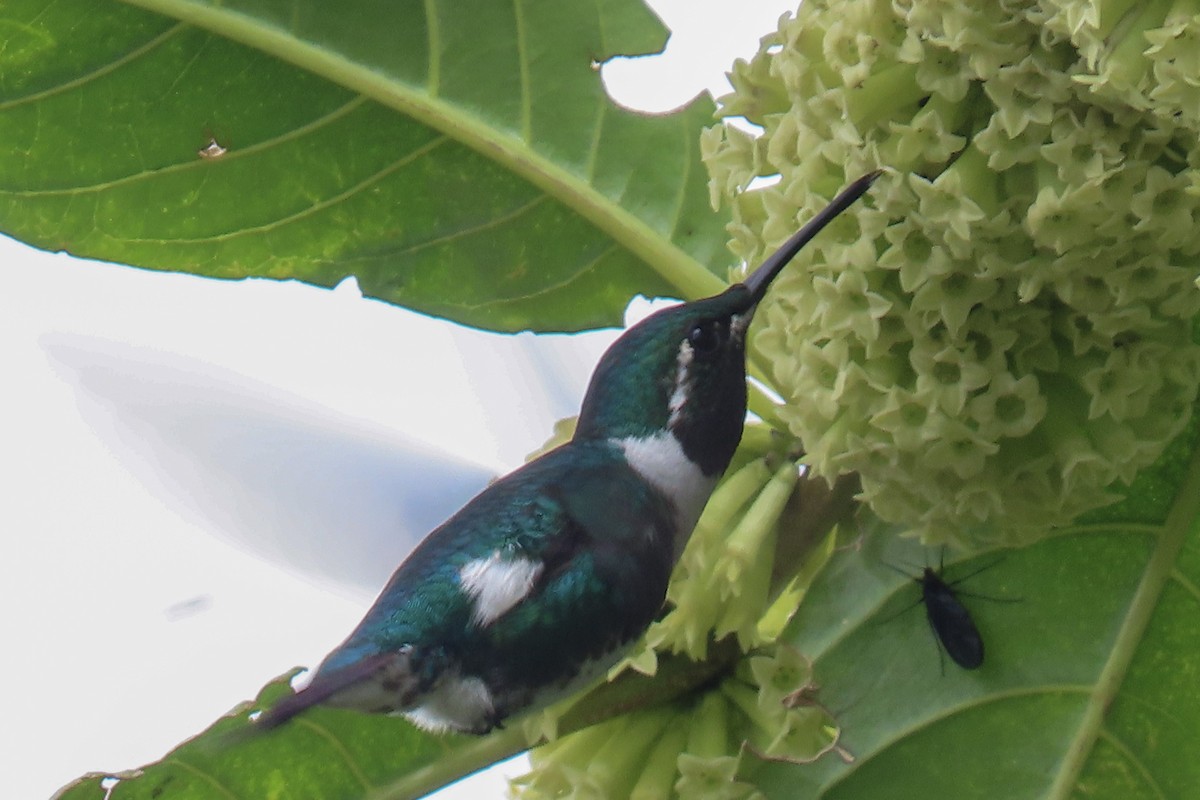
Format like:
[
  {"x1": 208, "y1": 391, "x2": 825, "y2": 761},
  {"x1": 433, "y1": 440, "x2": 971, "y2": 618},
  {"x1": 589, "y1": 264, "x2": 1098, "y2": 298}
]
[{"x1": 0, "y1": 2, "x2": 798, "y2": 797}]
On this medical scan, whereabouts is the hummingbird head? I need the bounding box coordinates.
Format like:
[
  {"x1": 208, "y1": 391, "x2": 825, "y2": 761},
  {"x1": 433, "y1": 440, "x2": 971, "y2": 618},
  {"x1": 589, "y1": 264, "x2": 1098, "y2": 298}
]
[
  {"x1": 574, "y1": 285, "x2": 759, "y2": 475},
  {"x1": 574, "y1": 171, "x2": 880, "y2": 477}
]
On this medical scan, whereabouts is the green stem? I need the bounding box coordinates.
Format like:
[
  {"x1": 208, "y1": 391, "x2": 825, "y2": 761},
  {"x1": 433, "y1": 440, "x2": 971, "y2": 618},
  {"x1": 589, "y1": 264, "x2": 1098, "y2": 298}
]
[
  {"x1": 1000, "y1": 162, "x2": 1038, "y2": 202},
  {"x1": 794, "y1": 24, "x2": 840, "y2": 86},
  {"x1": 944, "y1": 141, "x2": 1002, "y2": 218},
  {"x1": 1096, "y1": 0, "x2": 1146, "y2": 39},
  {"x1": 630, "y1": 721, "x2": 690, "y2": 800},
  {"x1": 747, "y1": 351, "x2": 785, "y2": 402},
  {"x1": 687, "y1": 692, "x2": 732, "y2": 759},
  {"x1": 747, "y1": 379, "x2": 788, "y2": 432},
  {"x1": 769, "y1": 472, "x2": 861, "y2": 597},
  {"x1": 1035, "y1": 156, "x2": 1066, "y2": 196},
  {"x1": 693, "y1": 458, "x2": 774, "y2": 548},
  {"x1": 723, "y1": 462, "x2": 801, "y2": 569},
  {"x1": 1101, "y1": 0, "x2": 1173, "y2": 87},
  {"x1": 925, "y1": 92, "x2": 972, "y2": 136},
  {"x1": 847, "y1": 62, "x2": 925, "y2": 131},
  {"x1": 584, "y1": 710, "x2": 673, "y2": 797}
]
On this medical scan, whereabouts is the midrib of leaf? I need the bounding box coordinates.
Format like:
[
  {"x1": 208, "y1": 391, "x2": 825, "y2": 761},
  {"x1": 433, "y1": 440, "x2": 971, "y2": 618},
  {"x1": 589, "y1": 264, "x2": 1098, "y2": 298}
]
[
  {"x1": 1046, "y1": 439, "x2": 1200, "y2": 798},
  {"x1": 113, "y1": 0, "x2": 729, "y2": 301}
]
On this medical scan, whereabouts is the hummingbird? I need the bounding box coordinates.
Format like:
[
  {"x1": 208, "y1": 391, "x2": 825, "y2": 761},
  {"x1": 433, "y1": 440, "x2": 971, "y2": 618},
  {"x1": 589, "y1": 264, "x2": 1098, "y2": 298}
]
[{"x1": 255, "y1": 172, "x2": 880, "y2": 735}]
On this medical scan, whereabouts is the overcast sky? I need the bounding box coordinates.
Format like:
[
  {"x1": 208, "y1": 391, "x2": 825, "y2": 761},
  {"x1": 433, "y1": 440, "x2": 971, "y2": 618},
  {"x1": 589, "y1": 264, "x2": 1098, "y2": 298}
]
[{"x1": 0, "y1": 2, "x2": 797, "y2": 797}]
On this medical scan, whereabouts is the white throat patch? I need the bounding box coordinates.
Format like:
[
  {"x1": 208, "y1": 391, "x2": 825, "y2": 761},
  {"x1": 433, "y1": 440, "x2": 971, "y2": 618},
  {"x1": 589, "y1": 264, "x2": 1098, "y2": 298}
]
[{"x1": 617, "y1": 431, "x2": 716, "y2": 552}]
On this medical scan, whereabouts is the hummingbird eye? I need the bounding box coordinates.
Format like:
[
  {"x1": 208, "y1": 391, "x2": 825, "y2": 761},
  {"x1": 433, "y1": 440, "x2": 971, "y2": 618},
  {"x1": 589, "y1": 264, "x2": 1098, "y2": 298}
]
[{"x1": 687, "y1": 320, "x2": 724, "y2": 354}]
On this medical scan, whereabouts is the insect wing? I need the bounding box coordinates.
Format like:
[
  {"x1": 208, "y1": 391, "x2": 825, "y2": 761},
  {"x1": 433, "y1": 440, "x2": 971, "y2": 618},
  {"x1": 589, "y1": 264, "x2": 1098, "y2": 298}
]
[{"x1": 922, "y1": 573, "x2": 984, "y2": 669}]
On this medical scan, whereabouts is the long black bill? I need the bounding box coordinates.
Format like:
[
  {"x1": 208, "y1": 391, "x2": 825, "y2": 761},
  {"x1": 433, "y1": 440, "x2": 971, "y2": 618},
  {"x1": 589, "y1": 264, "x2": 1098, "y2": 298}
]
[{"x1": 741, "y1": 170, "x2": 882, "y2": 303}]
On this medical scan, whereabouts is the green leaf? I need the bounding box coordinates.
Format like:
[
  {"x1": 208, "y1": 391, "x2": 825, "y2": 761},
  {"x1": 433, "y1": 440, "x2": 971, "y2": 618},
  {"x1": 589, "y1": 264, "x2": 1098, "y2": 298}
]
[
  {"x1": 53, "y1": 671, "x2": 526, "y2": 800},
  {"x1": 0, "y1": 0, "x2": 730, "y2": 332},
  {"x1": 53, "y1": 641, "x2": 741, "y2": 800},
  {"x1": 750, "y1": 416, "x2": 1200, "y2": 798}
]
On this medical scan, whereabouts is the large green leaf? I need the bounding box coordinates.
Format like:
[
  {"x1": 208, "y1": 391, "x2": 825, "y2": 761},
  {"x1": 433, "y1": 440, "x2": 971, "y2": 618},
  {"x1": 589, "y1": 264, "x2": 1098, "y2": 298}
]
[
  {"x1": 748, "y1": 416, "x2": 1200, "y2": 798},
  {"x1": 0, "y1": 0, "x2": 730, "y2": 332},
  {"x1": 53, "y1": 644, "x2": 741, "y2": 800},
  {"x1": 53, "y1": 672, "x2": 517, "y2": 800}
]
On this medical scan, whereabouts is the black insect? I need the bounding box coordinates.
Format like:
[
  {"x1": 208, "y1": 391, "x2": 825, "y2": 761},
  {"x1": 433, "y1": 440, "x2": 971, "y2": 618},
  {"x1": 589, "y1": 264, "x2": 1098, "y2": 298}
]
[
  {"x1": 888, "y1": 554, "x2": 1015, "y2": 672},
  {"x1": 916, "y1": 565, "x2": 984, "y2": 670}
]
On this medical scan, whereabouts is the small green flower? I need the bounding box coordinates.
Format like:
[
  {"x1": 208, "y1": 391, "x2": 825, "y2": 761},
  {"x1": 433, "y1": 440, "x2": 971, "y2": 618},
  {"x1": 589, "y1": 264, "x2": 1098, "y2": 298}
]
[
  {"x1": 1040, "y1": 109, "x2": 1125, "y2": 184},
  {"x1": 1130, "y1": 166, "x2": 1197, "y2": 248},
  {"x1": 1025, "y1": 182, "x2": 1111, "y2": 254},
  {"x1": 909, "y1": 334, "x2": 992, "y2": 415},
  {"x1": 968, "y1": 372, "x2": 1047, "y2": 438},
  {"x1": 974, "y1": 113, "x2": 1047, "y2": 170},
  {"x1": 870, "y1": 387, "x2": 935, "y2": 451},
  {"x1": 983, "y1": 62, "x2": 1062, "y2": 136},
  {"x1": 1144, "y1": 13, "x2": 1200, "y2": 120},
  {"x1": 748, "y1": 646, "x2": 815, "y2": 708},
  {"x1": 884, "y1": 105, "x2": 968, "y2": 168},
  {"x1": 811, "y1": 268, "x2": 894, "y2": 342},
  {"x1": 908, "y1": 170, "x2": 986, "y2": 246}
]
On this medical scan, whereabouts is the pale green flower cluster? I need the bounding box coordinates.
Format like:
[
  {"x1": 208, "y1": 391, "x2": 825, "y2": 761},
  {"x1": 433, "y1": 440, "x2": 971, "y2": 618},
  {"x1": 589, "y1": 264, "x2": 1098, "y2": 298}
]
[
  {"x1": 1041, "y1": 0, "x2": 1200, "y2": 133},
  {"x1": 704, "y1": 0, "x2": 1200, "y2": 546},
  {"x1": 513, "y1": 647, "x2": 838, "y2": 800}
]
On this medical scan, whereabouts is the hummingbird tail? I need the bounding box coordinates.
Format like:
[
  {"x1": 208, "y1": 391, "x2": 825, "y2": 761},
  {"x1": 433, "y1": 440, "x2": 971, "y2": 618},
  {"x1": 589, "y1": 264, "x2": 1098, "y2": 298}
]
[{"x1": 253, "y1": 650, "x2": 416, "y2": 731}]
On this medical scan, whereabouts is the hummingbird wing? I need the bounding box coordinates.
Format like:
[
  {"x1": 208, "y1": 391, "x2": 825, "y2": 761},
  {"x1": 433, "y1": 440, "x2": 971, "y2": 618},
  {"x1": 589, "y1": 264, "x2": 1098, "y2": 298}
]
[{"x1": 451, "y1": 443, "x2": 679, "y2": 713}]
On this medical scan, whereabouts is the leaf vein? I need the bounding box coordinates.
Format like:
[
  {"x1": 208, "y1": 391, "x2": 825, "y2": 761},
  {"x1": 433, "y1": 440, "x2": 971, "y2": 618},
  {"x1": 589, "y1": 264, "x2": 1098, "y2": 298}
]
[
  {"x1": 1052, "y1": 521, "x2": 1163, "y2": 538},
  {"x1": 585, "y1": 97, "x2": 606, "y2": 183},
  {"x1": 514, "y1": 0, "x2": 532, "y2": 142},
  {"x1": 169, "y1": 756, "x2": 239, "y2": 800},
  {"x1": 0, "y1": 96, "x2": 370, "y2": 197},
  {"x1": 161, "y1": 29, "x2": 213, "y2": 98},
  {"x1": 106, "y1": 134, "x2": 449, "y2": 244},
  {"x1": 297, "y1": 718, "x2": 375, "y2": 791},
  {"x1": 1096, "y1": 728, "x2": 1167, "y2": 799},
  {"x1": 329, "y1": 194, "x2": 552, "y2": 266},
  {"x1": 424, "y1": 0, "x2": 440, "y2": 96},
  {"x1": 0, "y1": 22, "x2": 186, "y2": 111},
  {"x1": 461, "y1": 242, "x2": 621, "y2": 312},
  {"x1": 666, "y1": 113, "x2": 692, "y2": 241},
  {"x1": 1169, "y1": 567, "x2": 1200, "y2": 603}
]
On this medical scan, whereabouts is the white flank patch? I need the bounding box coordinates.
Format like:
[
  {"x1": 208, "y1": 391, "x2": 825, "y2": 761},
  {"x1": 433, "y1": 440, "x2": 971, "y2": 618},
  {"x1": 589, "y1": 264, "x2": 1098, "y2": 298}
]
[
  {"x1": 617, "y1": 431, "x2": 717, "y2": 551},
  {"x1": 667, "y1": 339, "x2": 694, "y2": 427},
  {"x1": 403, "y1": 674, "x2": 494, "y2": 733},
  {"x1": 459, "y1": 551, "x2": 543, "y2": 626}
]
